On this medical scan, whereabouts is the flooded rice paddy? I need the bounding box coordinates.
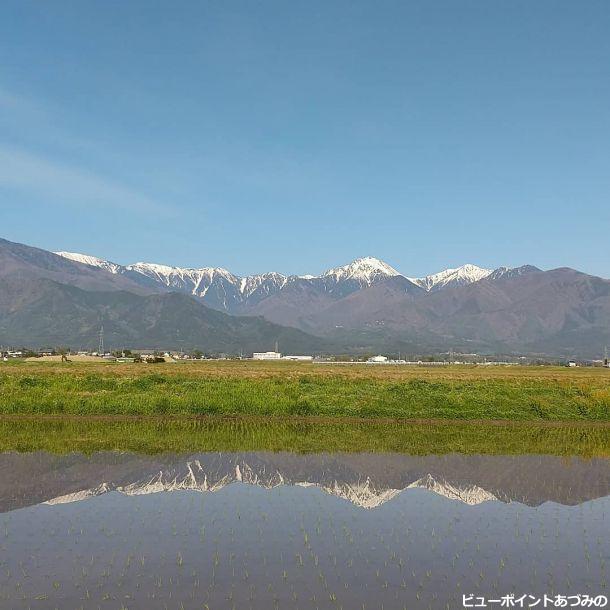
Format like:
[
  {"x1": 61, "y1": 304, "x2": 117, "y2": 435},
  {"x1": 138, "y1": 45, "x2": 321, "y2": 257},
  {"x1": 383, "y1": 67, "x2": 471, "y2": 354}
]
[{"x1": 0, "y1": 449, "x2": 608, "y2": 609}]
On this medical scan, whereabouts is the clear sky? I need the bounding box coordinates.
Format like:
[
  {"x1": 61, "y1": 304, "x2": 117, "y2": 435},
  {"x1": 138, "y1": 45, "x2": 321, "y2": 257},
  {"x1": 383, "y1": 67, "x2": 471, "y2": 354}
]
[{"x1": 1, "y1": 1, "x2": 609, "y2": 278}]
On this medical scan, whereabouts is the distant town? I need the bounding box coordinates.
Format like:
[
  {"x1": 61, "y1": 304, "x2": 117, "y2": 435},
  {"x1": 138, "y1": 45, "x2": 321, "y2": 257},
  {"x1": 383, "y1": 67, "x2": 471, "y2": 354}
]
[{"x1": 1, "y1": 346, "x2": 609, "y2": 368}]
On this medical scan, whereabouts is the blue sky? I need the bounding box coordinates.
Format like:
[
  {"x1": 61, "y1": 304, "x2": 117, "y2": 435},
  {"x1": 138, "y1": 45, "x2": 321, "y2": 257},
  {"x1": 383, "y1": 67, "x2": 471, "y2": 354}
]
[{"x1": 1, "y1": 1, "x2": 609, "y2": 278}]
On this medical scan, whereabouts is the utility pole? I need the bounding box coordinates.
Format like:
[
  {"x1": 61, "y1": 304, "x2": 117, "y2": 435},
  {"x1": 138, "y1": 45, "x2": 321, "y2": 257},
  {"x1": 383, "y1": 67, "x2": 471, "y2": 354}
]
[{"x1": 98, "y1": 326, "x2": 104, "y2": 356}]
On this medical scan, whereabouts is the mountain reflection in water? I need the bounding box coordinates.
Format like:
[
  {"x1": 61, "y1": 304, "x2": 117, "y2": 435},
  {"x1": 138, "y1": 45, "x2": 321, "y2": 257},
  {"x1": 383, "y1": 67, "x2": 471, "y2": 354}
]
[
  {"x1": 1, "y1": 451, "x2": 609, "y2": 512},
  {"x1": 1, "y1": 451, "x2": 608, "y2": 610}
]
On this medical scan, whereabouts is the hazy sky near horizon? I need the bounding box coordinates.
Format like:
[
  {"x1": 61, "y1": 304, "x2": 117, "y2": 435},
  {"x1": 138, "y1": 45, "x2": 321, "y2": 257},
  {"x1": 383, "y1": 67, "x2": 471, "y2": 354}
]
[{"x1": 1, "y1": 1, "x2": 609, "y2": 277}]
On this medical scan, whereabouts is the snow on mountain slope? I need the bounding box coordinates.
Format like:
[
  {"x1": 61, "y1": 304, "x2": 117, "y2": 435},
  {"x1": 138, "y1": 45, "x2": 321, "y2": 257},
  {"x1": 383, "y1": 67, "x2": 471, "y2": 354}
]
[
  {"x1": 409, "y1": 264, "x2": 492, "y2": 292},
  {"x1": 240, "y1": 272, "x2": 288, "y2": 298},
  {"x1": 486, "y1": 265, "x2": 541, "y2": 281},
  {"x1": 408, "y1": 474, "x2": 497, "y2": 505},
  {"x1": 322, "y1": 256, "x2": 401, "y2": 286},
  {"x1": 44, "y1": 483, "x2": 110, "y2": 506},
  {"x1": 128, "y1": 262, "x2": 236, "y2": 285},
  {"x1": 127, "y1": 262, "x2": 239, "y2": 298},
  {"x1": 41, "y1": 460, "x2": 499, "y2": 510},
  {"x1": 54, "y1": 251, "x2": 124, "y2": 275},
  {"x1": 54, "y1": 251, "x2": 517, "y2": 312},
  {"x1": 53, "y1": 252, "x2": 406, "y2": 302}
]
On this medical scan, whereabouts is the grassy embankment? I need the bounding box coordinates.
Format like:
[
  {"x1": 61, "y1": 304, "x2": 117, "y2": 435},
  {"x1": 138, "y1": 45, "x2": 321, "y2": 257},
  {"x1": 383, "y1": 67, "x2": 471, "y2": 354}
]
[{"x1": 0, "y1": 360, "x2": 609, "y2": 420}]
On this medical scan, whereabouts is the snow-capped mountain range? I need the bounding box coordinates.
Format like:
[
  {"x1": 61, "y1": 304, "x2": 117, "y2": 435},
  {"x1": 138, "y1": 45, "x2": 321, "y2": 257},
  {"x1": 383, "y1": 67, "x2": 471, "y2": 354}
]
[
  {"x1": 4, "y1": 236, "x2": 610, "y2": 356},
  {"x1": 407, "y1": 263, "x2": 493, "y2": 291},
  {"x1": 42, "y1": 465, "x2": 496, "y2": 510},
  {"x1": 55, "y1": 251, "x2": 519, "y2": 312}
]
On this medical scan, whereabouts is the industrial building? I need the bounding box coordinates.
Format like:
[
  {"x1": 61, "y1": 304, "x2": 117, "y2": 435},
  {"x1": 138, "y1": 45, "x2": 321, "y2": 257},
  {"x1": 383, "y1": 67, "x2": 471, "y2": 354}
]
[{"x1": 253, "y1": 351, "x2": 283, "y2": 360}]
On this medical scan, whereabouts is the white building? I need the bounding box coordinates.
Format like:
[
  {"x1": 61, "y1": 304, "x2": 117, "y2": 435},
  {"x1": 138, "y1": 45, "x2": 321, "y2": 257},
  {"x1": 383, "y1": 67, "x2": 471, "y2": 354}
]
[
  {"x1": 253, "y1": 351, "x2": 282, "y2": 360},
  {"x1": 282, "y1": 355, "x2": 313, "y2": 361},
  {"x1": 367, "y1": 355, "x2": 389, "y2": 363}
]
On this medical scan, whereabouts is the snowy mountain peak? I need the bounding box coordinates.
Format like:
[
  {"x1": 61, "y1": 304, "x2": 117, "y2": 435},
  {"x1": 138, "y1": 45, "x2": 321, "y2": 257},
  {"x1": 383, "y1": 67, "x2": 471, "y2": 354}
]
[
  {"x1": 54, "y1": 251, "x2": 123, "y2": 274},
  {"x1": 323, "y1": 257, "x2": 401, "y2": 285},
  {"x1": 408, "y1": 474, "x2": 497, "y2": 505},
  {"x1": 487, "y1": 265, "x2": 540, "y2": 281},
  {"x1": 409, "y1": 264, "x2": 493, "y2": 292},
  {"x1": 128, "y1": 261, "x2": 179, "y2": 276},
  {"x1": 128, "y1": 261, "x2": 236, "y2": 282}
]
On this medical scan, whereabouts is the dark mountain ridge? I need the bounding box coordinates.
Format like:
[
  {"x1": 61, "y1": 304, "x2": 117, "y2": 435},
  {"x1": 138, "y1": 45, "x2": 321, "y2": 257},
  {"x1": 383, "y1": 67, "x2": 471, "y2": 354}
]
[{"x1": 2, "y1": 238, "x2": 610, "y2": 356}]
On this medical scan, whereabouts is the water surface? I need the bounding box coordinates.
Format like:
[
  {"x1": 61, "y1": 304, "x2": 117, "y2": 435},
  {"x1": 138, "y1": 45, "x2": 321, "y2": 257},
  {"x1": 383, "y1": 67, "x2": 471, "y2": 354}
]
[{"x1": 0, "y1": 451, "x2": 608, "y2": 609}]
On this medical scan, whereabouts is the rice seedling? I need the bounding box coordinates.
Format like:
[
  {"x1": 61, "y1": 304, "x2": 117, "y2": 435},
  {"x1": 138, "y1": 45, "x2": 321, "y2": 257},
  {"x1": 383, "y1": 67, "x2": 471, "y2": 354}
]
[{"x1": 2, "y1": 416, "x2": 608, "y2": 458}]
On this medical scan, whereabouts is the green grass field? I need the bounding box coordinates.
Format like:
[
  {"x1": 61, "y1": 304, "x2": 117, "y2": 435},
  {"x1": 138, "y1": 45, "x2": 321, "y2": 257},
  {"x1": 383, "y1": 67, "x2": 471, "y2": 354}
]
[
  {"x1": 2, "y1": 416, "x2": 609, "y2": 457},
  {"x1": 0, "y1": 360, "x2": 609, "y2": 420}
]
